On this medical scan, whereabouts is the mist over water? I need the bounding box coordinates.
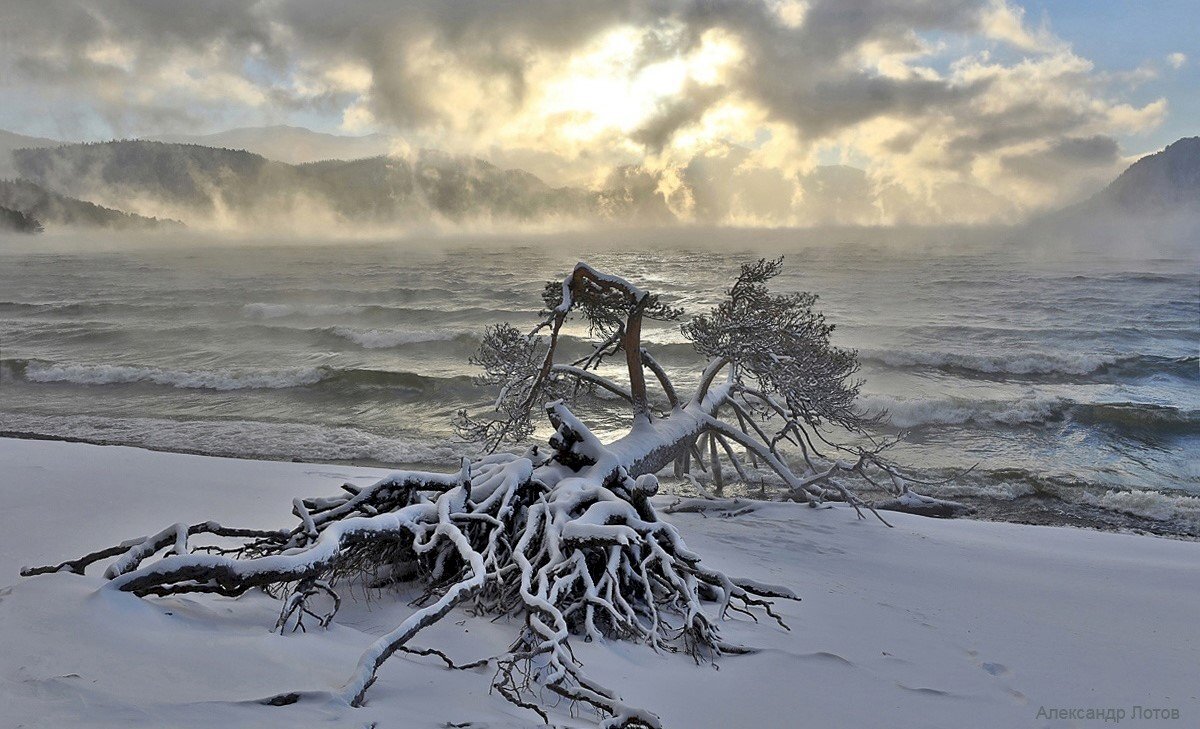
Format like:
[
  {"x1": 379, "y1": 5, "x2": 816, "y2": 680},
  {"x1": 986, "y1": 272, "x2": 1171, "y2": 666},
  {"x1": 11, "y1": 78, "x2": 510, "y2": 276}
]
[{"x1": 1, "y1": 231, "x2": 1197, "y2": 534}]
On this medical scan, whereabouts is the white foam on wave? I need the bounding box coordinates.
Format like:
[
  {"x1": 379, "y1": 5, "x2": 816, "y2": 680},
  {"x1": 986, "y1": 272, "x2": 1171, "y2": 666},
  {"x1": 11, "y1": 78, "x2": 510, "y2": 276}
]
[
  {"x1": 23, "y1": 362, "x2": 325, "y2": 390},
  {"x1": 1084, "y1": 489, "x2": 1200, "y2": 524},
  {"x1": 0, "y1": 412, "x2": 465, "y2": 465},
  {"x1": 858, "y1": 393, "x2": 1064, "y2": 428},
  {"x1": 925, "y1": 480, "x2": 1038, "y2": 501},
  {"x1": 329, "y1": 326, "x2": 460, "y2": 349},
  {"x1": 864, "y1": 349, "x2": 1113, "y2": 376}
]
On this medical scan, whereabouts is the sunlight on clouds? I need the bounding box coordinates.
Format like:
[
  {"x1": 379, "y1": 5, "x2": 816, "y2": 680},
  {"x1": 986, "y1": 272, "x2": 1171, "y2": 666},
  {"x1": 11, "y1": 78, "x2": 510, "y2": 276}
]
[
  {"x1": 340, "y1": 99, "x2": 377, "y2": 133},
  {"x1": 979, "y1": 0, "x2": 1059, "y2": 53},
  {"x1": 538, "y1": 26, "x2": 743, "y2": 143},
  {"x1": 324, "y1": 62, "x2": 374, "y2": 94},
  {"x1": 1, "y1": 0, "x2": 1178, "y2": 224},
  {"x1": 770, "y1": 0, "x2": 809, "y2": 30},
  {"x1": 858, "y1": 36, "x2": 945, "y2": 81},
  {"x1": 539, "y1": 28, "x2": 671, "y2": 139},
  {"x1": 84, "y1": 41, "x2": 136, "y2": 72},
  {"x1": 294, "y1": 61, "x2": 375, "y2": 100},
  {"x1": 1106, "y1": 99, "x2": 1167, "y2": 133}
]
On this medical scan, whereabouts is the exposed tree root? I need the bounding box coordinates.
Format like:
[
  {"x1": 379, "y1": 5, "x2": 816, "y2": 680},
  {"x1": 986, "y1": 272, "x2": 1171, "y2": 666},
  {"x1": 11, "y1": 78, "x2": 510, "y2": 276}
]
[{"x1": 23, "y1": 412, "x2": 794, "y2": 726}]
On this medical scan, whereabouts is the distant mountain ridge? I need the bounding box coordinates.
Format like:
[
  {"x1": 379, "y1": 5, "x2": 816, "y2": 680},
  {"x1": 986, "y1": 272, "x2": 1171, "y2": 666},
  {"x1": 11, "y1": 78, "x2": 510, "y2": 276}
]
[
  {"x1": 1091, "y1": 137, "x2": 1200, "y2": 214},
  {"x1": 1032, "y1": 137, "x2": 1199, "y2": 249},
  {"x1": 0, "y1": 130, "x2": 62, "y2": 179},
  {"x1": 10, "y1": 140, "x2": 662, "y2": 228},
  {"x1": 149, "y1": 126, "x2": 395, "y2": 165},
  {"x1": 3, "y1": 126, "x2": 1197, "y2": 237}
]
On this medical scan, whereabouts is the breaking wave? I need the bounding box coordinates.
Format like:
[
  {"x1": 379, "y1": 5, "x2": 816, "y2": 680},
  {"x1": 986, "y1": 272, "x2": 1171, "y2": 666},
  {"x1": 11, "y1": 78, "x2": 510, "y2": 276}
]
[
  {"x1": 0, "y1": 412, "x2": 465, "y2": 465},
  {"x1": 862, "y1": 350, "x2": 1197, "y2": 380},
  {"x1": 1084, "y1": 489, "x2": 1200, "y2": 523},
  {"x1": 242, "y1": 302, "x2": 364, "y2": 318},
  {"x1": 859, "y1": 393, "x2": 1200, "y2": 434},
  {"x1": 919, "y1": 468, "x2": 1200, "y2": 533},
  {"x1": 1, "y1": 358, "x2": 478, "y2": 396},
  {"x1": 13, "y1": 360, "x2": 324, "y2": 390}
]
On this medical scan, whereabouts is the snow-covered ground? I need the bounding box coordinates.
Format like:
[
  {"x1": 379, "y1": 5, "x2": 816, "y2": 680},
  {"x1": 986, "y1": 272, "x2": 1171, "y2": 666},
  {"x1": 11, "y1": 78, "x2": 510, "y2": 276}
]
[{"x1": 1, "y1": 437, "x2": 1196, "y2": 728}]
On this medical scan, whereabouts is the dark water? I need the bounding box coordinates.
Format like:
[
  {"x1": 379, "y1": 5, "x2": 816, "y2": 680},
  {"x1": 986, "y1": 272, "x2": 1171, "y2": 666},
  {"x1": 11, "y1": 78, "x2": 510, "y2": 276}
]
[{"x1": 1, "y1": 232, "x2": 1197, "y2": 535}]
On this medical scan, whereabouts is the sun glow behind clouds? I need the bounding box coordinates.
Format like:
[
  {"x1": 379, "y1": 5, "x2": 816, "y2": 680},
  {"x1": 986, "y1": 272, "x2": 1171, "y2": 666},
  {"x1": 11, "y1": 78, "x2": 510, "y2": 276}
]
[{"x1": 539, "y1": 26, "x2": 744, "y2": 145}]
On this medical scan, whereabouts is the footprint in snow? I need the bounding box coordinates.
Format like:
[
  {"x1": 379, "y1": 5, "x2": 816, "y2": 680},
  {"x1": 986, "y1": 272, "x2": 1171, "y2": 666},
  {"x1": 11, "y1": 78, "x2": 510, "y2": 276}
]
[{"x1": 968, "y1": 655, "x2": 1025, "y2": 703}]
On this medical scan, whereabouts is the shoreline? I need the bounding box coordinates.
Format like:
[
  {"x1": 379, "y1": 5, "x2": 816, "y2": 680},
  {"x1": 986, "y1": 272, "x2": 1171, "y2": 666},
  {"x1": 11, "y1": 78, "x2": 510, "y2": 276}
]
[
  {"x1": 1, "y1": 435, "x2": 1196, "y2": 728},
  {"x1": 3, "y1": 430, "x2": 1195, "y2": 541}
]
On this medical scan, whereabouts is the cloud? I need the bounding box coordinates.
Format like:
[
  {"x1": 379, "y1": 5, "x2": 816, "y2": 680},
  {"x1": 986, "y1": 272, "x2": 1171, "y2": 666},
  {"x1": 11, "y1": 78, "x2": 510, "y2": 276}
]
[
  {"x1": 999, "y1": 135, "x2": 1121, "y2": 193},
  {"x1": 0, "y1": 0, "x2": 1172, "y2": 223},
  {"x1": 1166, "y1": 52, "x2": 1187, "y2": 70}
]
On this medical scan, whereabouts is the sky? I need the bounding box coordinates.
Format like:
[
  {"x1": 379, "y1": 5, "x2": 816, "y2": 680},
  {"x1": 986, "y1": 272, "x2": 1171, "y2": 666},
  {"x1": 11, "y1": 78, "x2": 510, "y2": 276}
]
[{"x1": 0, "y1": 0, "x2": 1194, "y2": 225}]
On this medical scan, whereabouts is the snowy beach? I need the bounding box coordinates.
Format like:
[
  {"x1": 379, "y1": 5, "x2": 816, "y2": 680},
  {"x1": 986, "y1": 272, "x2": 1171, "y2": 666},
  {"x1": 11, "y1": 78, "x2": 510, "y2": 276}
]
[{"x1": 2, "y1": 436, "x2": 1196, "y2": 728}]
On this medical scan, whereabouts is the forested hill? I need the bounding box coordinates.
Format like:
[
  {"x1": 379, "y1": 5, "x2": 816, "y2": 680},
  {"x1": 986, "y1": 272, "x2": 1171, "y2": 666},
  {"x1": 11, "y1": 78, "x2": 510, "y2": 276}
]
[
  {"x1": 149, "y1": 125, "x2": 394, "y2": 165},
  {"x1": 1030, "y1": 137, "x2": 1199, "y2": 249},
  {"x1": 1090, "y1": 137, "x2": 1200, "y2": 214},
  {"x1": 0, "y1": 179, "x2": 178, "y2": 230},
  {"x1": 0, "y1": 204, "x2": 42, "y2": 233},
  {"x1": 11, "y1": 140, "x2": 674, "y2": 228},
  {"x1": 0, "y1": 129, "x2": 60, "y2": 178}
]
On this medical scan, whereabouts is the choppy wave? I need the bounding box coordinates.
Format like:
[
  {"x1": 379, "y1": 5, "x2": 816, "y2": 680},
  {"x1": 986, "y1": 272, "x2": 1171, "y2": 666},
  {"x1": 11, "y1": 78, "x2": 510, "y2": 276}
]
[
  {"x1": 862, "y1": 350, "x2": 1198, "y2": 380},
  {"x1": 3, "y1": 243, "x2": 1196, "y2": 535},
  {"x1": 242, "y1": 302, "x2": 363, "y2": 318},
  {"x1": 1, "y1": 319, "x2": 483, "y2": 354},
  {"x1": 859, "y1": 393, "x2": 1060, "y2": 427},
  {"x1": 6, "y1": 408, "x2": 1194, "y2": 532},
  {"x1": 0, "y1": 300, "x2": 164, "y2": 317},
  {"x1": 1084, "y1": 489, "x2": 1200, "y2": 523},
  {"x1": 326, "y1": 326, "x2": 469, "y2": 349},
  {"x1": 318, "y1": 366, "x2": 475, "y2": 395},
  {"x1": 13, "y1": 359, "x2": 325, "y2": 390},
  {"x1": 2, "y1": 358, "x2": 478, "y2": 395},
  {"x1": 1071, "y1": 402, "x2": 1200, "y2": 434},
  {"x1": 2, "y1": 298, "x2": 531, "y2": 323},
  {"x1": 0, "y1": 412, "x2": 465, "y2": 465},
  {"x1": 1094, "y1": 356, "x2": 1199, "y2": 380},
  {"x1": 860, "y1": 393, "x2": 1200, "y2": 434},
  {"x1": 919, "y1": 469, "x2": 1200, "y2": 533},
  {"x1": 241, "y1": 301, "x2": 529, "y2": 321}
]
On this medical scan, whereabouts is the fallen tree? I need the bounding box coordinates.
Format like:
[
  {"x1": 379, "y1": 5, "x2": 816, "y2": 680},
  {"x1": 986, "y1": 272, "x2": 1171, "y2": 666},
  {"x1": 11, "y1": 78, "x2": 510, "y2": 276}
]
[{"x1": 22, "y1": 258, "x2": 960, "y2": 727}]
